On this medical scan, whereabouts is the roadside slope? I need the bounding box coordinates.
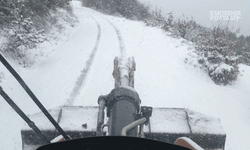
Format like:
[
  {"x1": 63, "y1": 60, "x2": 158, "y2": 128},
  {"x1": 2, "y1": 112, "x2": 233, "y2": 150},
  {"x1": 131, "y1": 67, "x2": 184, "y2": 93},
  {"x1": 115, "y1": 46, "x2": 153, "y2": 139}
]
[
  {"x1": 0, "y1": 4, "x2": 101, "y2": 150},
  {"x1": 105, "y1": 14, "x2": 250, "y2": 150}
]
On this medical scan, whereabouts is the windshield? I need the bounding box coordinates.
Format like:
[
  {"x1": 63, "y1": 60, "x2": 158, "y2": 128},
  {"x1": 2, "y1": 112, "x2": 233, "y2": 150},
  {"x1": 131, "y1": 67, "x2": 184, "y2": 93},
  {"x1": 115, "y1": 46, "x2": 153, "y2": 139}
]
[{"x1": 0, "y1": 0, "x2": 249, "y2": 150}]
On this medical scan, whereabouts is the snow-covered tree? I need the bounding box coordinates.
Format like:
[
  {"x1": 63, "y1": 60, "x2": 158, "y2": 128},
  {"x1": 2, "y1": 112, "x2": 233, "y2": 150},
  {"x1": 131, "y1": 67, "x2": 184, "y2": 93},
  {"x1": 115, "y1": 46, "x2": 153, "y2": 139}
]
[
  {"x1": 144, "y1": 7, "x2": 168, "y2": 28},
  {"x1": 85, "y1": 0, "x2": 150, "y2": 20},
  {"x1": 235, "y1": 35, "x2": 250, "y2": 65},
  {"x1": 0, "y1": 0, "x2": 73, "y2": 67}
]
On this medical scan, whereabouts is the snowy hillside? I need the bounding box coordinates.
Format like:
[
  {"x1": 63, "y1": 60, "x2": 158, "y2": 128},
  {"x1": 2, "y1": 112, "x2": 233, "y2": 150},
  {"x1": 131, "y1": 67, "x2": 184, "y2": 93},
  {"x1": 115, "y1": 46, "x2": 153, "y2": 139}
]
[{"x1": 0, "y1": 1, "x2": 250, "y2": 150}]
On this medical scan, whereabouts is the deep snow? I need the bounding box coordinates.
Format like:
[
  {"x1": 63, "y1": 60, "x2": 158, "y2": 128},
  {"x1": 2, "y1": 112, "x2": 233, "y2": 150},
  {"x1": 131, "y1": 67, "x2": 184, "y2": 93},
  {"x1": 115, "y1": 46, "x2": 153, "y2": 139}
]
[{"x1": 0, "y1": 1, "x2": 249, "y2": 150}]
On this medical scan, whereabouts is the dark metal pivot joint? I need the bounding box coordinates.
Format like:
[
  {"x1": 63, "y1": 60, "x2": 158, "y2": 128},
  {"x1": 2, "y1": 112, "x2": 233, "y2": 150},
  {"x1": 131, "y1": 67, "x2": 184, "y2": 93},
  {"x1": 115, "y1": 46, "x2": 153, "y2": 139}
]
[
  {"x1": 141, "y1": 106, "x2": 153, "y2": 125},
  {"x1": 103, "y1": 87, "x2": 141, "y2": 136},
  {"x1": 105, "y1": 87, "x2": 141, "y2": 117}
]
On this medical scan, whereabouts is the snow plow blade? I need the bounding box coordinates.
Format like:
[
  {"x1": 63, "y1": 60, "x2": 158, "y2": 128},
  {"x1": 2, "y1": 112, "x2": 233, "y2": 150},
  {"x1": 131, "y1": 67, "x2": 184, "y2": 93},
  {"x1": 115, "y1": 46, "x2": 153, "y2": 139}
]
[{"x1": 21, "y1": 106, "x2": 226, "y2": 150}]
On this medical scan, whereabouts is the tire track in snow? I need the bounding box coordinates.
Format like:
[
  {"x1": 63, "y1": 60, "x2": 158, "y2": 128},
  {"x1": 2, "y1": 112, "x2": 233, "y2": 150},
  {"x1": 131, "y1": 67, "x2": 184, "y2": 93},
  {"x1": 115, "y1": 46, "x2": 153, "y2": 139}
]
[
  {"x1": 105, "y1": 19, "x2": 126, "y2": 58},
  {"x1": 65, "y1": 16, "x2": 101, "y2": 106}
]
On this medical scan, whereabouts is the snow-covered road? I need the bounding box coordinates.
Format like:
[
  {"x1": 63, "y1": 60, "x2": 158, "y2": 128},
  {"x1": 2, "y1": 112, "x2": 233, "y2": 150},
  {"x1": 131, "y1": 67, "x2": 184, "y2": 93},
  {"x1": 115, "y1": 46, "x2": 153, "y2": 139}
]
[
  {"x1": 0, "y1": 5, "x2": 123, "y2": 149},
  {"x1": 0, "y1": 1, "x2": 250, "y2": 150},
  {"x1": 73, "y1": 9, "x2": 126, "y2": 106}
]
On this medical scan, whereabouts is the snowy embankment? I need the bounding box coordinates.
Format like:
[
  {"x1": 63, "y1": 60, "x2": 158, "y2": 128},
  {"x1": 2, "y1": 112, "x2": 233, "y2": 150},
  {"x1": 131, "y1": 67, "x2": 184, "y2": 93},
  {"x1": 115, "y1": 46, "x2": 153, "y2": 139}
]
[{"x1": 0, "y1": 1, "x2": 250, "y2": 150}]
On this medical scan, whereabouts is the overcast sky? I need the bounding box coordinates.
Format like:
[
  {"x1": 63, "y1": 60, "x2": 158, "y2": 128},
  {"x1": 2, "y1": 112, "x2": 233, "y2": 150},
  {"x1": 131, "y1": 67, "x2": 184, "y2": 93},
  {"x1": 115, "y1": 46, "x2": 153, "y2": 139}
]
[{"x1": 138, "y1": 0, "x2": 250, "y2": 36}]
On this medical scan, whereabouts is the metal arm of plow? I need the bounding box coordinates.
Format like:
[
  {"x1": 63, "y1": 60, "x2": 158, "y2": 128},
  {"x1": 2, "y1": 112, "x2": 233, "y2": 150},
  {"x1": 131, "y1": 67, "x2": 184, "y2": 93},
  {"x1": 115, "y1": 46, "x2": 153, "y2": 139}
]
[
  {"x1": 113, "y1": 57, "x2": 135, "y2": 88},
  {"x1": 0, "y1": 86, "x2": 50, "y2": 144},
  {"x1": 0, "y1": 54, "x2": 70, "y2": 140}
]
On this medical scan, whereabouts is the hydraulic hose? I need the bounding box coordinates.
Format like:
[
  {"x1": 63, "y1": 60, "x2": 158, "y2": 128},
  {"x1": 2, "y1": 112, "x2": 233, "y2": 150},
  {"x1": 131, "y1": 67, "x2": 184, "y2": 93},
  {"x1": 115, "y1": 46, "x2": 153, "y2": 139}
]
[
  {"x1": 96, "y1": 96, "x2": 106, "y2": 136},
  {"x1": 121, "y1": 117, "x2": 147, "y2": 136}
]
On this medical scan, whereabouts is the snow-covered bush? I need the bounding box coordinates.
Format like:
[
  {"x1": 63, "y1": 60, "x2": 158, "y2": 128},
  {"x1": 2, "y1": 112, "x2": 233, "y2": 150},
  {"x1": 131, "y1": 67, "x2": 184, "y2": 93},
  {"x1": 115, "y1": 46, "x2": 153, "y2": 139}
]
[
  {"x1": 0, "y1": 0, "x2": 75, "y2": 67},
  {"x1": 144, "y1": 15, "x2": 166, "y2": 28},
  {"x1": 175, "y1": 19, "x2": 187, "y2": 38},
  {"x1": 144, "y1": 10, "x2": 173, "y2": 30},
  {"x1": 85, "y1": 0, "x2": 150, "y2": 21},
  {"x1": 170, "y1": 18, "x2": 203, "y2": 40},
  {"x1": 235, "y1": 35, "x2": 250, "y2": 66},
  {"x1": 195, "y1": 27, "x2": 239, "y2": 85},
  {"x1": 162, "y1": 12, "x2": 174, "y2": 31},
  {"x1": 3, "y1": 18, "x2": 46, "y2": 66},
  {"x1": 166, "y1": 15, "x2": 240, "y2": 85}
]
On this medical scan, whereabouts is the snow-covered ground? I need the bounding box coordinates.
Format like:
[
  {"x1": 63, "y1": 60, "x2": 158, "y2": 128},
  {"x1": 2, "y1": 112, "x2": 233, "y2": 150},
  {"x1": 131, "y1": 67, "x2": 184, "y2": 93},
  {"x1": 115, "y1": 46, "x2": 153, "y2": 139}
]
[{"x1": 0, "y1": 1, "x2": 249, "y2": 150}]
